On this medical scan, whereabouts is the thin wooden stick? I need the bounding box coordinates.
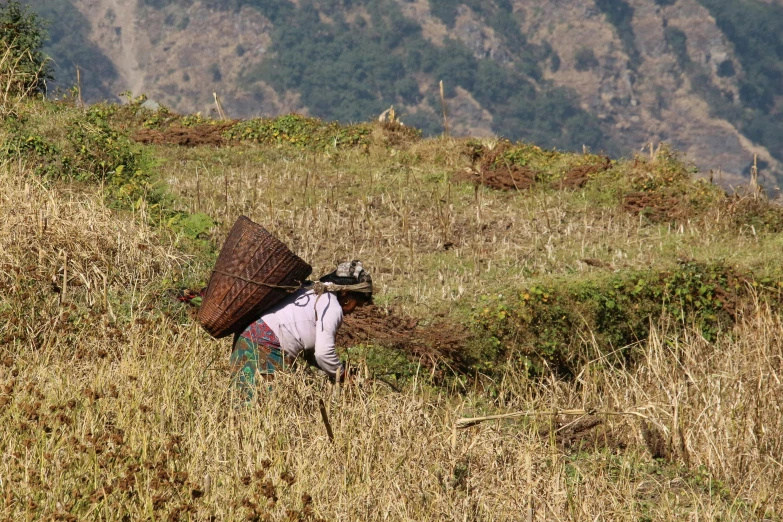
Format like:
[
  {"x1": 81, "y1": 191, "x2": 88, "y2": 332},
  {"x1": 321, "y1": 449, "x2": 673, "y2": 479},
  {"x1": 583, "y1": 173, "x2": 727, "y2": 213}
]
[
  {"x1": 76, "y1": 66, "x2": 84, "y2": 109},
  {"x1": 204, "y1": 474, "x2": 212, "y2": 498},
  {"x1": 333, "y1": 366, "x2": 342, "y2": 400},
  {"x1": 526, "y1": 452, "x2": 533, "y2": 522},
  {"x1": 213, "y1": 92, "x2": 227, "y2": 120},
  {"x1": 196, "y1": 166, "x2": 201, "y2": 213},
  {"x1": 224, "y1": 170, "x2": 229, "y2": 218},
  {"x1": 455, "y1": 407, "x2": 650, "y2": 429},
  {"x1": 318, "y1": 398, "x2": 334, "y2": 443},
  {"x1": 750, "y1": 154, "x2": 759, "y2": 197},
  {"x1": 61, "y1": 251, "x2": 67, "y2": 305},
  {"x1": 439, "y1": 80, "x2": 449, "y2": 137}
]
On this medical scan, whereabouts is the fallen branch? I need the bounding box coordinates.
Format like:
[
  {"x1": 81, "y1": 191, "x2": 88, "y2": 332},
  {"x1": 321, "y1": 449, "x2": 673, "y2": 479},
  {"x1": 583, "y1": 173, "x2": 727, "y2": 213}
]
[{"x1": 455, "y1": 407, "x2": 651, "y2": 430}]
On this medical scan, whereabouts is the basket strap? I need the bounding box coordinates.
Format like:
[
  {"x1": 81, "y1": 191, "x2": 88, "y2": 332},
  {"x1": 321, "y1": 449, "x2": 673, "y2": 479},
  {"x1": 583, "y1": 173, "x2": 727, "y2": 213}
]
[
  {"x1": 211, "y1": 270, "x2": 303, "y2": 292},
  {"x1": 212, "y1": 271, "x2": 372, "y2": 295}
]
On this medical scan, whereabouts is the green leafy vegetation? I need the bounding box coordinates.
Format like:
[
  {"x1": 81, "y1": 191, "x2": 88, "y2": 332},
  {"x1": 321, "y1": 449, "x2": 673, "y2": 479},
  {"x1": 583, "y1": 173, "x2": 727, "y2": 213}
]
[
  {"x1": 0, "y1": 97, "x2": 162, "y2": 212},
  {"x1": 574, "y1": 47, "x2": 599, "y2": 72},
  {"x1": 477, "y1": 262, "x2": 783, "y2": 376},
  {"x1": 664, "y1": 26, "x2": 689, "y2": 69},
  {"x1": 224, "y1": 114, "x2": 372, "y2": 150}
]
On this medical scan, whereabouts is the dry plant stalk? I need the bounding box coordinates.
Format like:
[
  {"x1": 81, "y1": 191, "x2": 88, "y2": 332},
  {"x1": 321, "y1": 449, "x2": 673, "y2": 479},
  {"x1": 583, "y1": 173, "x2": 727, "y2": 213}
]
[
  {"x1": 439, "y1": 80, "x2": 449, "y2": 136},
  {"x1": 0, "y1": 42, "x2": 45, "y2": 118},
  {"x1": 75, "y1": 65, "x2": 84, "y2": 109},
  {"x1": 455, "y1": 407, "x2": 650, "y2": 429},
  {"x1": 750, "y1": 153, "x2": 760, "y2": 197},
  {"x1": 213, "y1": 91, "x2": 228, "y2": 120}
]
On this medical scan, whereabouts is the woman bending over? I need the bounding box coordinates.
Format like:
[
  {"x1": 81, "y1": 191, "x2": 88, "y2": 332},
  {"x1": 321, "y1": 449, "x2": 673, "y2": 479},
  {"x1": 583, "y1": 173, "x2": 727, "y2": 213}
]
[{"x1": 230, "y1": 260, "x2": 372, "y2": 399}]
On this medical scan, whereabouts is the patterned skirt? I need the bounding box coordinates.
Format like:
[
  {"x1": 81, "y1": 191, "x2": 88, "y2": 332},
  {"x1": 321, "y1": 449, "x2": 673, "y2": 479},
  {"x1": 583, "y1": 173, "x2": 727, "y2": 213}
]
[{"x1": 230, "y1": 319, "x2": 289, "y2": 401}]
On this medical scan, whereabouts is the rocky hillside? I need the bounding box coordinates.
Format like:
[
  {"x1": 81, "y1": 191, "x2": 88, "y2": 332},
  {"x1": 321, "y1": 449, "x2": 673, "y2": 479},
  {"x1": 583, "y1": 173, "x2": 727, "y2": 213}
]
[{"x1": 27, "y1": 0, "x2": 783, "y2": 187}]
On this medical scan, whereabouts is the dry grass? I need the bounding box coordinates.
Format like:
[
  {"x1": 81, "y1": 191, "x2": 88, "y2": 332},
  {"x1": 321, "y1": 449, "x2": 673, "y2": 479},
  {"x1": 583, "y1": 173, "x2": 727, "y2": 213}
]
[
  {"x1": 159, "y1": 141, "x2": 783, "y2": 320},
  {"x1": 2, "y1": 145, "x2": 783, "y2": 520},
  {"x1": 0, "y1": 41, "x2": 46, "y2": 119}
]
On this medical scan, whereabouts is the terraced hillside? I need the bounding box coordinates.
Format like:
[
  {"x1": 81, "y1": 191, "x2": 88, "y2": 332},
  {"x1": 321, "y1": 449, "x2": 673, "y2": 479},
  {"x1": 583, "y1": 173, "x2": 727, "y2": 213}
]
[{"x1": 1, "y1": 88, "x2": 783, "y2": 519}]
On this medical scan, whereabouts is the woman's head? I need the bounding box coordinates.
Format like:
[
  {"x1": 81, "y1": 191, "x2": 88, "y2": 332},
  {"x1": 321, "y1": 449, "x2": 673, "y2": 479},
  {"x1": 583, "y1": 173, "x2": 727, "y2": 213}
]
[{"x1": 319, "y1": 260, "x2": 373, "y2": 314}]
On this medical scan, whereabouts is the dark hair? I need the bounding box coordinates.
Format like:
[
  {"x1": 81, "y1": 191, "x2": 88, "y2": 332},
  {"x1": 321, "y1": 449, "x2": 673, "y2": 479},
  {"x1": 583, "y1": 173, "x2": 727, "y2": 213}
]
[{"x1": 342, "y1": 290, "x2": 373, "y2": 306}]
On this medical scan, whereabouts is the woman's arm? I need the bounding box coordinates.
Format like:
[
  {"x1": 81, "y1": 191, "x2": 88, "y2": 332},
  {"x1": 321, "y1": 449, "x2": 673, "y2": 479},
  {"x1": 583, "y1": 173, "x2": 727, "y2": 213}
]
[{"x1": 313, "y1": 293, "x2": 344, "y2": 378}]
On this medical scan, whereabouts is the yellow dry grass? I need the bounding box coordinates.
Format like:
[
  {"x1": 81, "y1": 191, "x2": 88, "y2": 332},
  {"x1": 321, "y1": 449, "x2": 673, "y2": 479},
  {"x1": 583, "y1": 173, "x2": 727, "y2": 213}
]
[
  {"x1": 2, "y1": 147, "x2": 782, "y2": 520},
  {"x1": 159, "y1": 141, "x2": 783, "y2": 320}
]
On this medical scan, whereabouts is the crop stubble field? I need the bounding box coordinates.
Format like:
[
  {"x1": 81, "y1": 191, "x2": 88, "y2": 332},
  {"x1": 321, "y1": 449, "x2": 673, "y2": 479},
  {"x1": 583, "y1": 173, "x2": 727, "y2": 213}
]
[{"x1": 1, "y1": 100, "x2": 783, "y2": 520}]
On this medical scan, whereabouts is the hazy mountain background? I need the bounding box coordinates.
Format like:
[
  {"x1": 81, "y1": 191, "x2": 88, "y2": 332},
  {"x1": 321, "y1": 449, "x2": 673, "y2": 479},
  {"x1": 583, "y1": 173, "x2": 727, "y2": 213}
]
[{"x1": 25, "y1": 0, "x2": 783, "y2": 187}]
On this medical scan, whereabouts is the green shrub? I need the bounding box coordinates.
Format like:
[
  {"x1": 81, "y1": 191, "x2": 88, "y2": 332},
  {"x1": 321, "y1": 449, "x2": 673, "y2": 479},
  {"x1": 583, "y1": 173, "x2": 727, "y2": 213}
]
[
  {"x1": 224, "y1": 114, "x2": 372, "y2": 150},
  {"x1": 664, "y1": 27, "x2": 690, "y2": 69},
  {"x1": 1, "y1": 101, "x2": 153, "y2": 208},
  {"x1": 476, "y1": 261, "x2": 783, "y2": 376}
]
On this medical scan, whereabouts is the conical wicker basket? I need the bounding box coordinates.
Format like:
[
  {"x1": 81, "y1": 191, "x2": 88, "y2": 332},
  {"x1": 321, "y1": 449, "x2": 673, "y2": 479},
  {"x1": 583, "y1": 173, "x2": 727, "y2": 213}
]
[{"x1": 197, "y1": 216, "x2": 312, "y2": 339}]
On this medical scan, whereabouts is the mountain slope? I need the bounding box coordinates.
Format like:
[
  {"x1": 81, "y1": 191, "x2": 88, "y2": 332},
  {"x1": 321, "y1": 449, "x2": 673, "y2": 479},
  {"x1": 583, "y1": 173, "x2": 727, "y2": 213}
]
[{"x1": 26, "y1": 0, "x2": 783, "y2": 186}]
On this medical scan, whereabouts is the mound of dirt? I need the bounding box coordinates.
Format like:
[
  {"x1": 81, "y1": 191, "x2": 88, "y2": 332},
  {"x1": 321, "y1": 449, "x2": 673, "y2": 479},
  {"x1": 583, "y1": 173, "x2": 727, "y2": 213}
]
[
  {"x1": 556, "y1": 156, "x2": 611, "y2": 190},
  {"x1": 132, "y1": 123, "x2": 235, "y2": 147},
  {"x1": 622, "y1": 191, "x2": 688, "y2": 222},
  {"x1": 460, "y1": 164, "x2": 538, "y2": 191},
  {"x1": 337, "y1": 305, "x2": 472, "y2": 371},
  {"x1": 458, "y1": 143, "x2": 610, "y2": 192},
  {"x1": 456, "y1": 144, "x2": 538, "y2": 191}
]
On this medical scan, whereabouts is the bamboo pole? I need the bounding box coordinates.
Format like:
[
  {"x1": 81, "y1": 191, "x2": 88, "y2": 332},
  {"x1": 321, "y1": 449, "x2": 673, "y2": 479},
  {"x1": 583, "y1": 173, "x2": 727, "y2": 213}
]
[
  {"x1": 750, "y1": 154, "x2": 760, "y2": 197},
  {"x1": 439, "y1": 80, "x2": 449, "y2": 137},
  {"x1": 76, "y1": 66, "x2": 84, "y2": 109},
  {"x1": 213, "y1": 92, "x2": 227, "y2": 120}
]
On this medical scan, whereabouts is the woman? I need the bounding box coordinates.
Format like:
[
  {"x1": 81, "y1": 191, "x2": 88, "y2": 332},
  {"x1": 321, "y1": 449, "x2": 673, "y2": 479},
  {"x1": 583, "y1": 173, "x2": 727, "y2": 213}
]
[{"x1": 230, "y1": 260, "x2": 372, "y2": 399}]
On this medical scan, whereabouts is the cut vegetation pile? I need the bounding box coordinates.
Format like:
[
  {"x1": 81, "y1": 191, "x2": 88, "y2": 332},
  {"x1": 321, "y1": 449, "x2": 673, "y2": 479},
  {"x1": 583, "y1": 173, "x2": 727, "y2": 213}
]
[
  {"x1": 132, "y1": 122, "x2": 235, "y2": 147},
  {"x1": 2, "y1": 93, "x2": 783, "y2": 519},
  {"x1": 338, "y1": 305, "x2": 472, "y2": 376},
  {"x1": 458, "y1": 140, "x2": 612, "y2": 191}
]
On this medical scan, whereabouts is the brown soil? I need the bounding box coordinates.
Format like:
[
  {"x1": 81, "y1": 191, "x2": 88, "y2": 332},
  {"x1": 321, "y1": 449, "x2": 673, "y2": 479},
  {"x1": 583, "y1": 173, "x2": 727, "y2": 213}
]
[
  {"x1": 642, "y1": 421, "x2": 671, "y2": 460},
  {"x1": 132, "y1": 122, "x2": 235, "y2": 147},
  {"x1": 556, "y1": 156, "x2": 612, "y2": 190},
  {"x1": 458, "y1": 144, "x2": 610, "y2": 192},
  {"x1": 456, "y1": 145, "x2": 538, "y2": 191},
  {"x1": 622, "y1": 191, "x2": 689, "y2": 222},
  {"x1": 538, "y1": 415, "x2": 628, "y2": 453},
  {"x1": 337, "y1": 305, "x2": 472, "y2": 370},
  {"x1": 372, "y1": 121, "x2": 421, "y2": 148}
]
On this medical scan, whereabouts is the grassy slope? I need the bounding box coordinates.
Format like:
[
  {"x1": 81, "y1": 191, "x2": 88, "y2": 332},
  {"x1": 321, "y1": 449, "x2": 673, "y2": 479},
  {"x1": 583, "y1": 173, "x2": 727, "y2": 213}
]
[{"x1": 1, "y1": 98, "x2": 782, "y2": 519}]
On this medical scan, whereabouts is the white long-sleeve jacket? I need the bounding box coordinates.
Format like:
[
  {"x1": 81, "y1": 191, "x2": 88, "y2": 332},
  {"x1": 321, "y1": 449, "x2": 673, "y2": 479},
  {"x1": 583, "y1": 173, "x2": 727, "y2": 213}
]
[{"x1": 260, "y1": 289, "x2": 343, "y2": 377}]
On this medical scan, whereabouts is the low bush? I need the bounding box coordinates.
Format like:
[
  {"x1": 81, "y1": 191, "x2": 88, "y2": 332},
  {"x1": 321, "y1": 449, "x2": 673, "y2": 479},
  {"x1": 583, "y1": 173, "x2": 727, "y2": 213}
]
[
  {"x1": 476, "y1": 261, "x2": 783, "y2": 376},
  {"x1": 224, "y1": 114, "x2": 372, "y2": 150}
]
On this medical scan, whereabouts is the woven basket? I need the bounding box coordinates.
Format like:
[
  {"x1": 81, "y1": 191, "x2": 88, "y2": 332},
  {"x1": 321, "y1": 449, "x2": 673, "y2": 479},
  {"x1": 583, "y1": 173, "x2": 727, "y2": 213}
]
[{"x1": 197, "y1": 216, "x2": 312, "y2": 339}]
